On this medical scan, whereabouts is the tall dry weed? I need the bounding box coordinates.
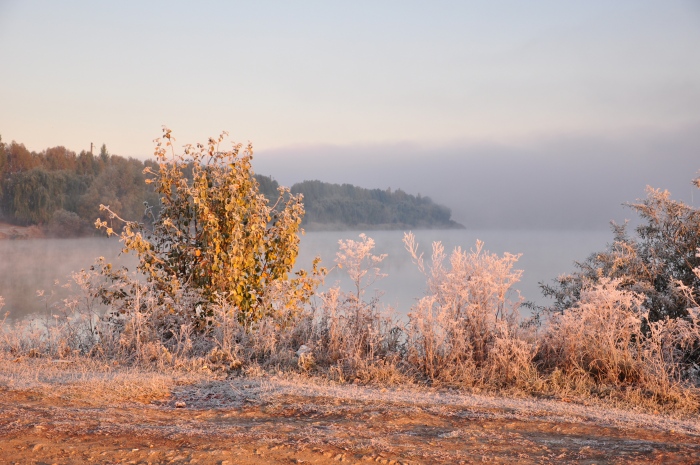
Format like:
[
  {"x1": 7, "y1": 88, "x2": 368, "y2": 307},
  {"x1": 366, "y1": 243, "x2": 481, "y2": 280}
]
[
  {"x1": 403, "y1": 232, "x2": 535, "y2": 388},
  {"x1": 306, "y1": 234, "x2": 405, "y2": 383}
]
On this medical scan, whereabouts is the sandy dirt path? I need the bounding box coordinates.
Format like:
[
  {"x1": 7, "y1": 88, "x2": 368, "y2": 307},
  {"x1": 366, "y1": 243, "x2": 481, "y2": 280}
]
[{"x1": 2, "y1": 376, "x2": 700, "y2": 465}]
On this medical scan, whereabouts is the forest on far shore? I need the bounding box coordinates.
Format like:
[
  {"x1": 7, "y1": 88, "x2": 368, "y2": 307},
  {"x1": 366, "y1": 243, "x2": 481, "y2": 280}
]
[{"x1": 0, "y1": 138, "x2": 463, "y2": 236}]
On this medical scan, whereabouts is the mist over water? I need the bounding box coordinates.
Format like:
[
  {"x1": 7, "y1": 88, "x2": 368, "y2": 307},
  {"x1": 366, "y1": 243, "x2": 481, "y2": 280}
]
[
  {"x1": 297, "y1": 229, "x2": 611, "y2": 315},
  {"x1": 0, "y1": 230, "x2": 611, "y2": 321},
  {"x1": 0, "y1": 238, "x2": 135, "y2": 321}
]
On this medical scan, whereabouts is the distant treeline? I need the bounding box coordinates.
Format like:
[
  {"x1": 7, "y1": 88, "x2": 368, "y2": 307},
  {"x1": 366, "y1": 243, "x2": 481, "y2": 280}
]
[
  {"x1": 0, "y1": 140, "x2": 159, "y2": 237},
  {"x1": 0, "y1": 138, "x2": 462, "y2": 235}
]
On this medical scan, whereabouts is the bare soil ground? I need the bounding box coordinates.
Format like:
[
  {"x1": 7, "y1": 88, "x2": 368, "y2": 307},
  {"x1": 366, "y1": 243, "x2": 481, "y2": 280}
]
[{"x1": 1, "y1": 360, "x2": 700, "y2": 464}]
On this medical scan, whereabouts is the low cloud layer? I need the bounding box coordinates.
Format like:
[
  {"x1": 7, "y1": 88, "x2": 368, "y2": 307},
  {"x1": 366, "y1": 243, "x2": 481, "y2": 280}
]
[{"x1": 254, "y1": 125, "x2": 700, "y2": 230}]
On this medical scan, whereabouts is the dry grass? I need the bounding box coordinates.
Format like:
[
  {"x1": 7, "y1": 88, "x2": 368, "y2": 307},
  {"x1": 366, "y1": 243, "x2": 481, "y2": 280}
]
[{"x1": 0, "y1": 352, "x2": 208, "y2": 405}]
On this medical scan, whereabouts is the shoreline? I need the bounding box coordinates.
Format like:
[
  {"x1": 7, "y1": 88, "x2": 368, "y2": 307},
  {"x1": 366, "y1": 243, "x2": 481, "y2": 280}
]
[{"x1": 0, "y1": 222, "x2": 44, "y2": 240}]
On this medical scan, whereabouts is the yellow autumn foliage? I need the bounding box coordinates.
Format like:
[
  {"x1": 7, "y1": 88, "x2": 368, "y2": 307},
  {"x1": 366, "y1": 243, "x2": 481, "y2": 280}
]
[{"x1": 97, "y1": 128, "x2": 323, "y2": 325}]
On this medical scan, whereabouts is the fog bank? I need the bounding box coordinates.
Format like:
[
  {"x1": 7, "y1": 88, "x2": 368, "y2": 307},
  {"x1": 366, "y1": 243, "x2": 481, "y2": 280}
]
[{"x1": 254, "y1": 126, "x2": 700, "y2": 230}]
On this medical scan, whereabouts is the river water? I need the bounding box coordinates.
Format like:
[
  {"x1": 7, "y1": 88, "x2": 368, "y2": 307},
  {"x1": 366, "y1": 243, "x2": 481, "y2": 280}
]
[{"x1": 0, "y1": 229, "x2": 611, "y2": 320}]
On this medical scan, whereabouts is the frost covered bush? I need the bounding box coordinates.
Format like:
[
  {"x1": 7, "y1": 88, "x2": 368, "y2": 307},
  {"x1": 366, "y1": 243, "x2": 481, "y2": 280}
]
[
  {"x1": 540, "y1": 279, "x2": 646, "y2": 385},
  {"x1": 635, "y1": 256, "x2": 700, "y2": 405},
  {"x1": 640, "y1": 309, "x2": 700, "y2": 407},
  {"x1": 539, "y1": 277, "x2": 700, "y2": 410},
  {"x1": 542, "y1": 185, "x2": 700, "y2": 322},
  {"x1": 402, "y1": 233, "x2": 535, "y2": 387},
  {"x1": 535, "y1": 174, "x2": 700, "y2": 409}
]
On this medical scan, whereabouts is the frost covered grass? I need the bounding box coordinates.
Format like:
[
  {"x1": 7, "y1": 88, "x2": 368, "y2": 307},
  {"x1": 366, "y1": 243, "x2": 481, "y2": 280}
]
[{"x1": 1, "y1": 233, "x2": 700, "y2": 415}]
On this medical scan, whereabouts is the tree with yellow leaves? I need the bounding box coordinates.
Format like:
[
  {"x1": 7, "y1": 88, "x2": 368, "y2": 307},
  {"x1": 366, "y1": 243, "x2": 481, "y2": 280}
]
[{"x1": 97, "y1": 128, "x2": 323, "y2": 326}]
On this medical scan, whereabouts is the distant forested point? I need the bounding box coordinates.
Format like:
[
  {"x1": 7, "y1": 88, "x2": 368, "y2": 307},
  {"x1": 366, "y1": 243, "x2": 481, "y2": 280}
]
[
  {"x1": 0, "y1": 138, "x2": 463, "y2": 236},
  {"x1": 260, "y1": 178, "x2": 463, "y2": 230}
]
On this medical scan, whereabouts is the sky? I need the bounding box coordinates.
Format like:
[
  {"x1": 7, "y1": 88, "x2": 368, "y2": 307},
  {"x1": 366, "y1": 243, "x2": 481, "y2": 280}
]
[{"x1": 1, "y1": 1, "x2": 699, "y2": 229}]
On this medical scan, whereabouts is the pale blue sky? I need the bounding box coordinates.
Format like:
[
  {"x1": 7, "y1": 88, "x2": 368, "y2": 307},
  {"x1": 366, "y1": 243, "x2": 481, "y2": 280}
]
[
  {"x1": 2, "y1": 1, "x2": 700, "y2": 230},
  {"x1": 1, "y1": 1, "x2": 699, "y2": 156}
]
